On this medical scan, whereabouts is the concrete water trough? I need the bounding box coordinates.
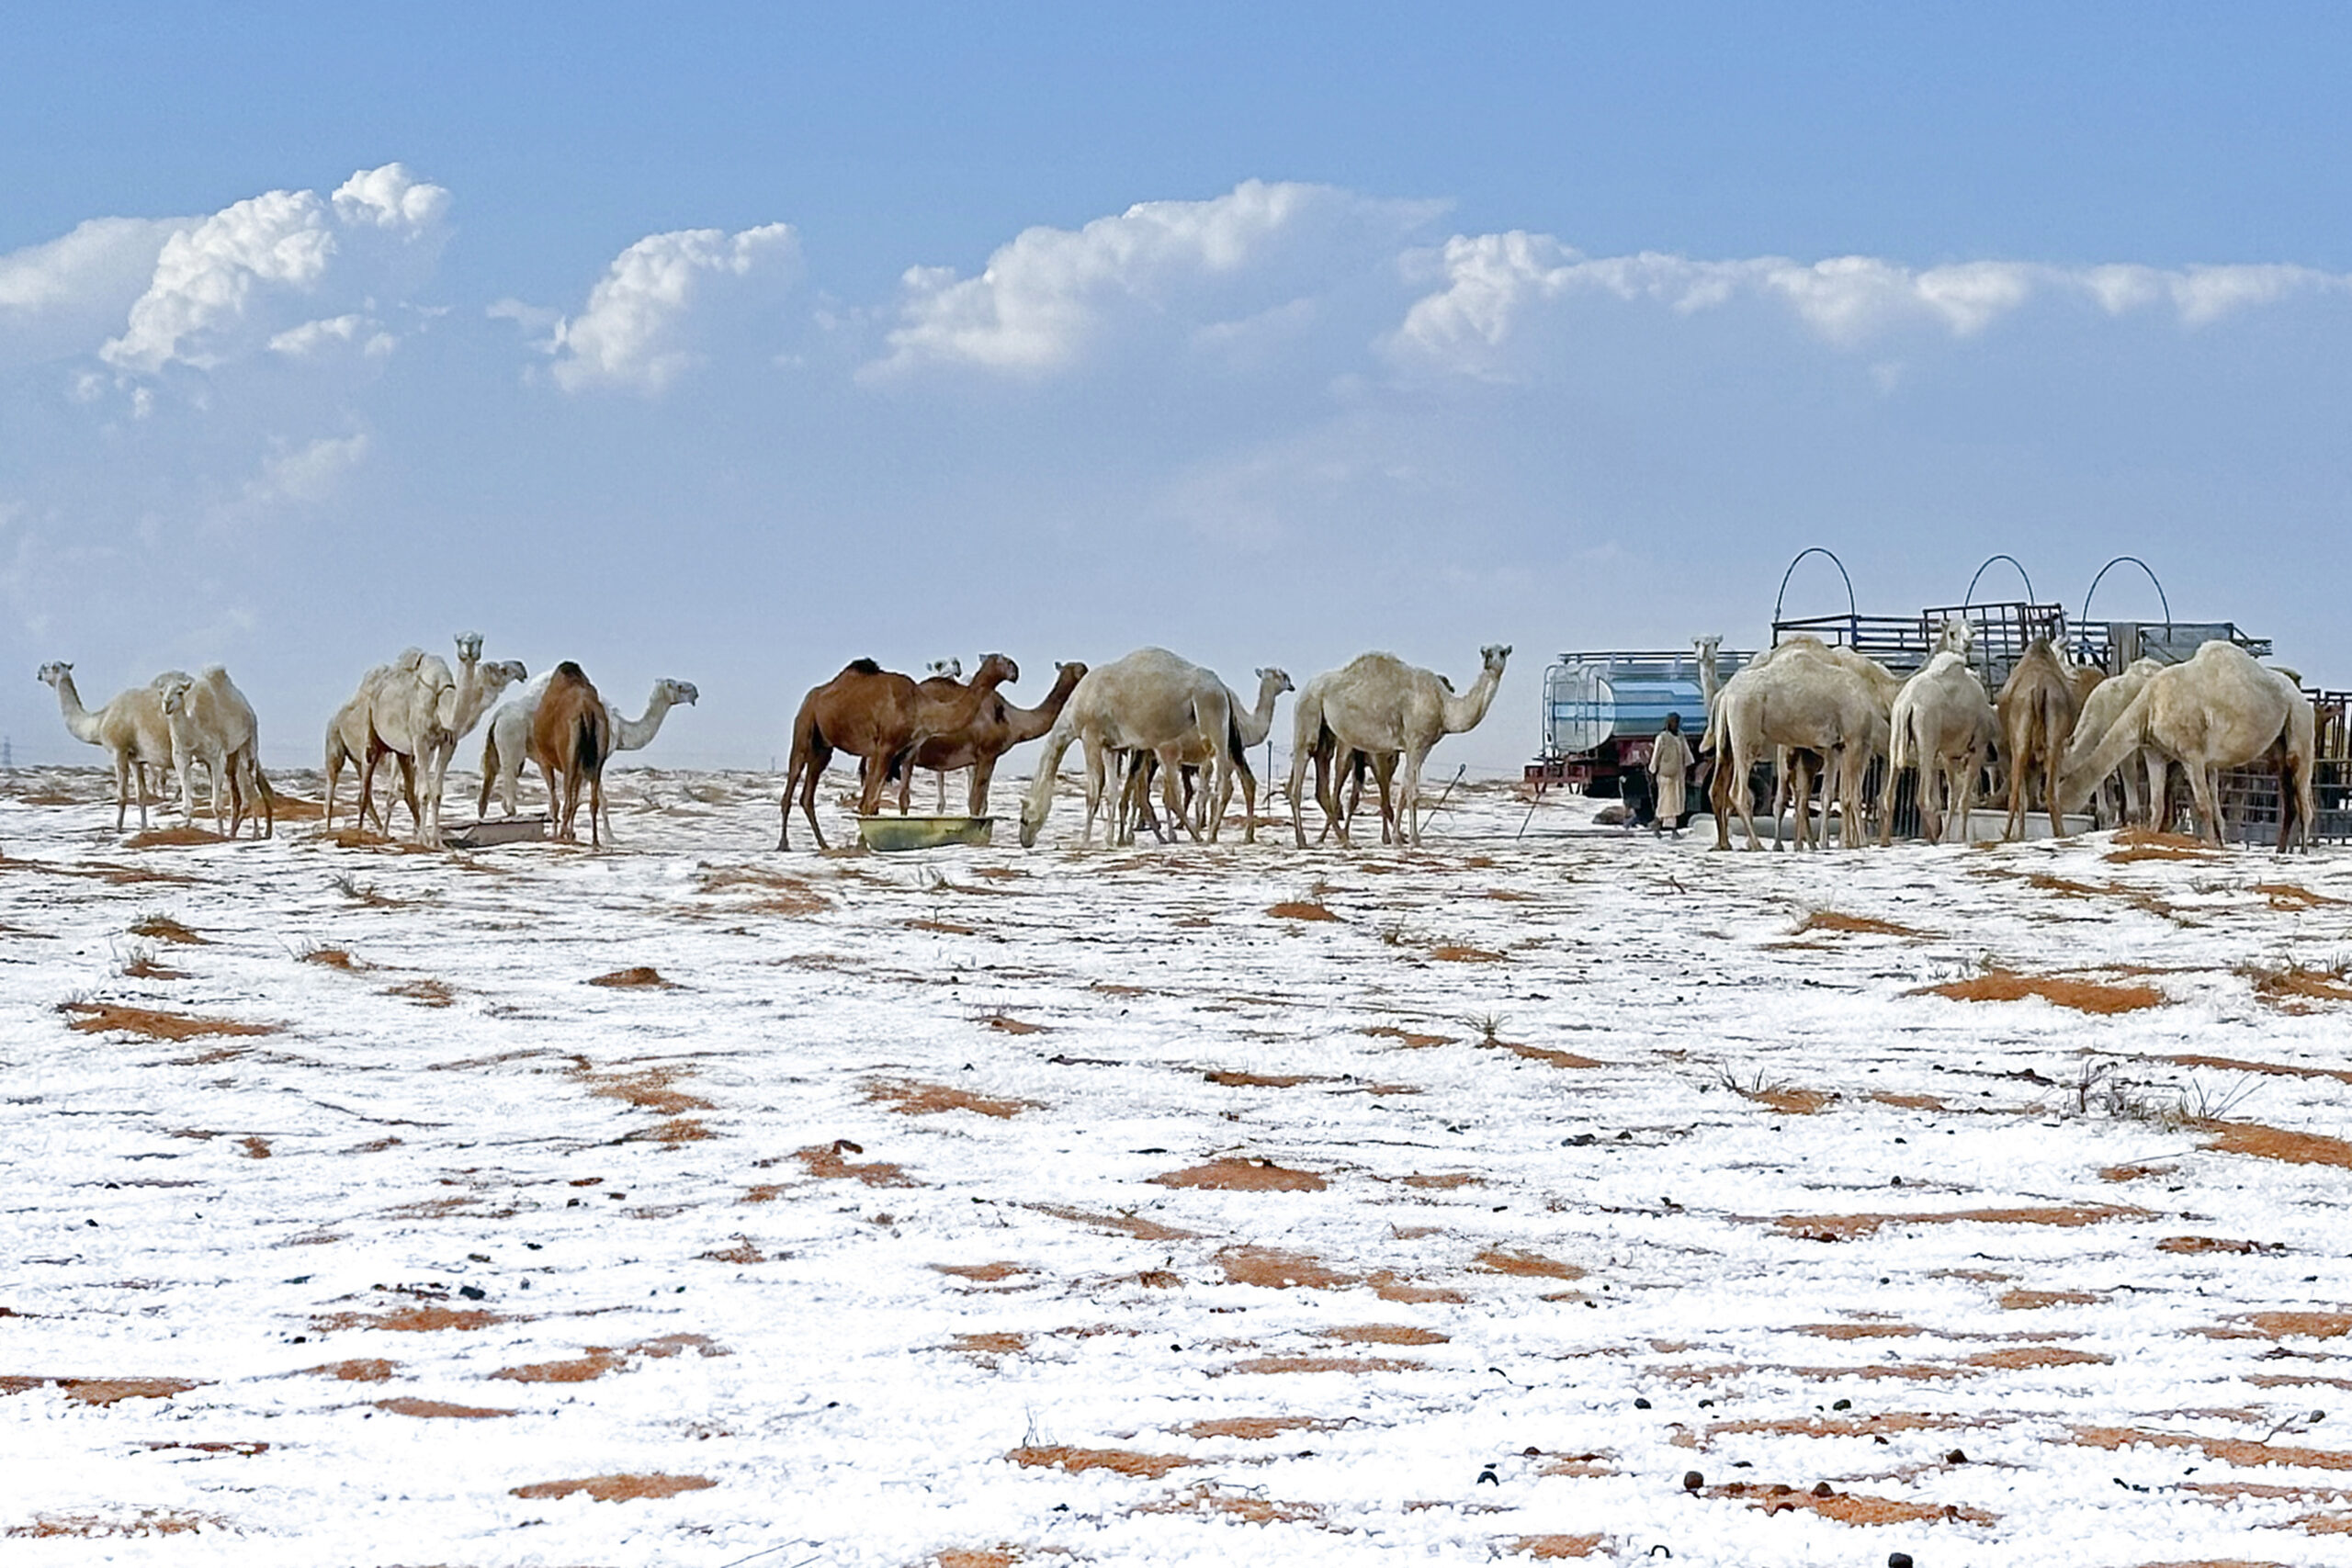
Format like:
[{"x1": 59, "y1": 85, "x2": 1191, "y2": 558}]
[{"x1": 855, "y1": 815, "x2": 996, "y2": 852}]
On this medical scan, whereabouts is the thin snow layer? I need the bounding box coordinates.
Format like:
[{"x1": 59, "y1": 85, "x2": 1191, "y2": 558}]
[{"x1": 4, "y1": 768, "x2": 2351, "y2": 1565}]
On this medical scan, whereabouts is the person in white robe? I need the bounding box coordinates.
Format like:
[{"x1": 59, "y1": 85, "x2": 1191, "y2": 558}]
[{"x1": 1648, "y1": 711, "x2": 1694, "y2": 836}]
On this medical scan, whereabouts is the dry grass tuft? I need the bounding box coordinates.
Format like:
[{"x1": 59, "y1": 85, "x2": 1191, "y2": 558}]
[
  {"x1": 2000, "y1": 1288, "x2": 2103, "y2": 1310},
  {"x1": 1504, "y1": 1537, "x2": 1604, "y2": 1561},
  {"x1": 1920, "y1": 967, "x2": 2165, "y2": 1012},
  {"x1": 1152, "y1": 1158, "x2": 1326, "y2": 1192},
  {"x1": 1205, "y1": 1069, "x2": 1316, "y2": 1088},
  {"x1": 375, "y1": 1396, "x2": 514, "y2": 1418},
  {"x1": 59, "y1": 1002, "x2": 277, "y2": 1041},
  {"x1": 492, "y1": 1349, "x2": 624, "y2": 1383},
  {"x1": 1226, "y1": 1354, "x2": 1422, "y2": 1375},
  {"x1": 2073, "y1": 1426, "x2": 2352, "y2": 1472},
  {"x1": 576, "y1": 1061, "x2": 712, "y2": 1117},
  {"x1": 1795, "y1": 910, "x2": 1925, "y2": 938},
  {"x1": 1329, "y1": 1324, "x2": 1449, "y2": 1346},
  {"x1": 1776, "y1": 1203, "x2": 2146, "y2": 1242},
  {"x1": 129, "y1": 913, "x2": 206, "y2": 944},
  {"x1": 868, "y1": 1079, "x2": 1038, "y2": 1119},
  {"x1": 906, "y1": 917, "x2": 978, "y2": 935},
  {"x1": 1135, "y1": 1483, "x2": 1324, "y2": 1523},
  {"x1": 509, "y1": 1473, "x2": 718, "y2": 1502},
  {"x1": 305, "y1": 1359, "x2": 395, "y2": 1382},
  {"x1": 1029, "y1": 1204, "x2": 1195, "y2": 1242},
  {"x1": 7, "y1": 1510, "x2": 222, "y2": 1539},
  {"x1": 1792, "y1": 1322, "x2": 1920, "y2": 1339},
  {"x1": 1362, "y1": 1024, "x2": 1454, "y2": 1048},
  {"x1": 299, "y1": 946, "x2": 361, "y2": 970},
  {"x1": 2158, "y1": 1236, "x2": 2283, "y2": 1256},
  {"x1": 1738, "y1": 1083, "x2": 1836, "y2": 1114},
  {"x1": 1181, "y1": 1416, "x2": 1330, "y2": 1439},
  {"x1": 1476, "y1": 1248, "x2": 1585, "y2": 1280},
  {"x1": 1268, "y1": 900, "x2": 1340, "y2": 922},
  {"x1": 984, "y1": 1013, "x2": 1046, "y2": 1034},
  {"x1": 310, "y1": 1304, "x2": 504, "y2": 1333},
  {"x1": 123, "y1": 827, "x2": 225, "y2": 850},
  {"x1": 951, "y1": 1332, "x2": 1026, "y2": 1356},
  {"x1": 932, "y1": 1261, "x2": 1027, "y2": 1282},
  {"x1": 2105, "y1": 829, "x2": 2219, "y2": 863},
  {"x1": 1007, "y1": 1445, "x2": 1191, "y2": 1479},
  {"x1": 1965, "y1": 1345, "x2": 2110, "y2": 1370},
  {"x1": 588, "y1": 965, "x2": 673, "y2": 988},
  {"x1": 2201, "y1": 1122, "x2": 2352, "y2": 1168},
  {"x1": 2238, "y1": 959, "x2": 2352, "y2": 1010},
  {"x1": 1504, "y1": 1043, "x2": 1605, "y2": 1069},
  {"x1": 2256, "y1": 881, "x2": 2346, "y2": 909},
  {"x1": 698, "y1": 1236, "x2": 766, "y2": 1264},
  {"x1": 1430, "y1": 944, "x2": 1504, "y2": 963},
  {"x1": 1218, "y1": 1247, "x2": 1356, "y2": 1290},
  {"x1": 1743, "y1": 1488, "x2": 1996, "y2": 1525},
  {"x1": 796, "y1": 1140, "x2": 916, "y2": 1187},
  {"x1": 47, "y1": 1377, "x2": 206, "y2": 1406},
  {"x1": 383, "y1": 978, "x2": 456, "y2": 1008}
]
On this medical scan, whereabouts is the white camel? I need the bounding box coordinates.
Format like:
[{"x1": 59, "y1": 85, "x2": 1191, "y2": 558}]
[
  {"x1": 2065, "y1": 658, "x2": 2167, "y2": 828},
  {"x1": 39, "y1": 663, "x2": 190, "y2": 830},
  {"x1": 347, "y1": 635, "x2": 524, "y2": 846},
  {"x1": 1018, "y1": 649, "x2": 1238, "y2": 849},
  {"x1": 1119, "y1": 666, "x2": 1293, "y2": 843},
  {"x1": 2058, "y1": 640, "x2": 2316, "y2": 852},
  {"x1": 1703, "y1": 637, "x2": 1885, "y2": 852},
  {"x1": 156, "y1": 667, "x2": 274, "y2": 838},
  {"x1": 479, "y1": 674, "x2": 699, "y2": 836},
  {"x1": 1286, "y1": 645, "x2": 1510, "y2": 849},
  {"x1": 1880, "y1": 650, "x2": 1996, "y2": 845}
]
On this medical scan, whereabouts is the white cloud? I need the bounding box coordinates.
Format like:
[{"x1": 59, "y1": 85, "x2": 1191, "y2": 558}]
[
  {"x1": 101, "y1": 164, "x2": 449, "y2": 375},
  {"x1": 1387, "y1": 235, "x2": 2352, "y2": 376},
  {"x1": 0, "y1": 217, "x2": 188, "y2": 367},
  {"x1": 249, "y1": 433, "x2": 371, "y2": 506},
  {"x1": 268, "y1": 313, "x2": 397, "y2": 360},
  {"x1": 544, "y1": 224, "x2": 801, "y2": 393},
  {"x1": 873, "y1": 180, "x2": 1442, "y2": 378}
]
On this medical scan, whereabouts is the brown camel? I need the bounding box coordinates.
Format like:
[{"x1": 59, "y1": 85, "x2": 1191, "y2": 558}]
[
  {"x1": 901, "y1": 660, "x2": 1088, "y2": 817},
  {"x1": 780, "y1": 654, "x2": 1018, "y2": 850},
  {"x1": 531, "y1": 661, "x2": 613, "y2": 846},
  {"x1": 1996, "y1": 637, "x2": 2084, "y2": 840}
]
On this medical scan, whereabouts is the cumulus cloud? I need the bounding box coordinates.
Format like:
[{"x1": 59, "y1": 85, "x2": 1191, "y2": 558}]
[
  {"x1": 873, "y1": 180, "x2": 1442, "y2": 378},
  {"x1": 1386, "y1": 234, "x2": 2352, "y2": 377},
  {"x1": 0, "y1": 217, "x2": 188, "y2": 367},
  {"x1": 101, "y1": 164, "x2": 449, "y2": 375},
  {"x1": 542, "y1": 224, "x2": 801, "y2": 393}
]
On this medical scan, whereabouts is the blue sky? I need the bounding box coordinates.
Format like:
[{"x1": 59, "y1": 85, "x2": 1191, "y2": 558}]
[{"x1": 4, "y1": 4, "x2": 2347, "y2": 770}]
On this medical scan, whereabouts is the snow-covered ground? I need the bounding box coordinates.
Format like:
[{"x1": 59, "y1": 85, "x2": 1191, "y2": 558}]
[{"x1": 4, "y1": 766, "x2": 2351, "y2": 1566}]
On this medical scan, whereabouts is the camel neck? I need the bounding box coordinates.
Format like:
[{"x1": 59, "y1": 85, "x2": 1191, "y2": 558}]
[{"x1": 52, "y1": 675, "x2": 105, "y2": 745}]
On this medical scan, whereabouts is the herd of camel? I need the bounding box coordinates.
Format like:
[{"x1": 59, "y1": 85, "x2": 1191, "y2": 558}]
[
  {"x1": 29, "y1": 615, "x2": 2321, "y2": 855},
  {"x1": 1696, "y1": 617, "x2": 2320, "y2": 852}
]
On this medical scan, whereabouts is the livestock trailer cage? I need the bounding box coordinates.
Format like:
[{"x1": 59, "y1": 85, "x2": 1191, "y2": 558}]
[{"x1": 1530, "y1": 589, "x2": 2348, "y2": 843}]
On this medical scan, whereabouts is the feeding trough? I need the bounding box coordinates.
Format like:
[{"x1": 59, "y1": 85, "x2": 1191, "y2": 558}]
[
  {"x1": 440, "y1": 815, "x2": 548, "y2": 850},
  {"x1": 855, "y1": 815, "x2": 996, "y2": 852}
]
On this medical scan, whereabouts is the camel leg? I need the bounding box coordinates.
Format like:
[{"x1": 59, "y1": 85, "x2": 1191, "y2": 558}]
[
  {"x1": 358, "y1": 740, "x2": 386, "y2": 836},
  {"x1": 1286, "y1": 740, "x2": 1314, "y2": 849},
  {"x1": 800, "y1": 739, "x2": 833, "y2": 850},
  {"x1": 968, "y1": 760, "x2": 995, "y2": 819},
  {"x1": 1231, "y1": 753, "x2": 1257, "y2": 845},
  {"x1": 1317, "y1": 745, "x2": 1350, "y2": 848}
]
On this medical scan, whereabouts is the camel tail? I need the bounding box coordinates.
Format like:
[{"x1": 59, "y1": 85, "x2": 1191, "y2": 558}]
[{"x1": 2058, "y1": 679, "x2": 2156, "y2": 814}]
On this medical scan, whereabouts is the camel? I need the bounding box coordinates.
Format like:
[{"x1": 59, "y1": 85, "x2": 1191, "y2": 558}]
[
  {"x1": 1286, "y1": 645, "x2": 1509, "y2": 849},
  {"x1": 780, "y1": 654, "x2": 1018, "y2": 850},
  {"x1": 157, "y1": 667, "x2": 275, "y2": 838},
  {"x1": 354, "y1": 636, "x2": 526, "y2": 846},
  {"x1": 325, "y1": 649, "x2": 425, "y2": 835},
  {"x1": 2066, "y1": 658, "x2": 2167, "y2": 828},
  {"x1": 531, "y1": 662, "x2": 614, "y2": 845},
  {"x1": 1879, "y1": 651, "x2": 1996, "y2": 845},
  {"x1": 895, "y1": 660, "x2": 1088, "y2": 819},
  {"x1": 1118, "y1": 666, "x2": 1293, "y2": 843},
  {"x1": 2059, "y1": 641, "x2": 2316, "y2": 851},
  {"x1": 1018, "y1": 649, "x2": 1238, "y2": 850},
  {"x1": 480, "y1": 675, "x2": 700, "y2": 834},
  {"x1": 1704, "y1": 637, "x2": 1885, "y2": 852},
  {"x1": 39, "y1": 663, "x2": 189, "y2": 830},
  {"x1": 1996, "y1": 638, "x2": 2086, "y2": 840}
]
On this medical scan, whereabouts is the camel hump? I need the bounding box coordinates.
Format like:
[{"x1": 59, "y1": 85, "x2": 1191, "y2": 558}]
[
  {"x1": 555, "y1": 660, "x2": 588, "y2": 681},
  {"x1": 846, "y1": 658, "x2": 885, "y2": 676}
]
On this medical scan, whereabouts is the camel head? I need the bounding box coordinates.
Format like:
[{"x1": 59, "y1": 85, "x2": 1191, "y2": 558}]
[
  {"x1": 156, "y1": 673, "x2": 196, "y2": 717},
  {"x1": 1018, "y1": 795, "x2": 1046, "y2": 848},
  {"x1": 1933, "y1": 616, "x2": 1974, "y2": 658},
  {"x1": 36, "y1": 660, "x2": 71, "y2": 689},
  {"x1": 1480, "y1": 644, "x2": 1513, "y2": 673},
  {"x1": 659, "y1": 679, "x2": 700, "y2": 706},
  {"x1": 926, "y1": 657, "x2": 964, "y2": 680},
  {"x1": 1256, "y1": 667, "x2": 1295, "y2": 697},
  {"x1": 453, "y1": 631, "x2": 484, "y2": 668},
  {"x1": 973, "y1": 652, "x2": 1020, "y2": 689},
  {"x1": 480, "y1": 660, "x2": 529, "y2": 699}
]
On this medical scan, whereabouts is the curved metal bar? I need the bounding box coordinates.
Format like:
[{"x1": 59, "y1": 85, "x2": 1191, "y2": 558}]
[
  {"x1": 2081, "y1": 555, "x2": 2172, "y2": 629},
  {"x1": 1771, "y1": 547, "x2": 1857, "y2": 642},
  {"x1": 1962, "y1": 553, "x2": 2036, "y2": 607}
]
